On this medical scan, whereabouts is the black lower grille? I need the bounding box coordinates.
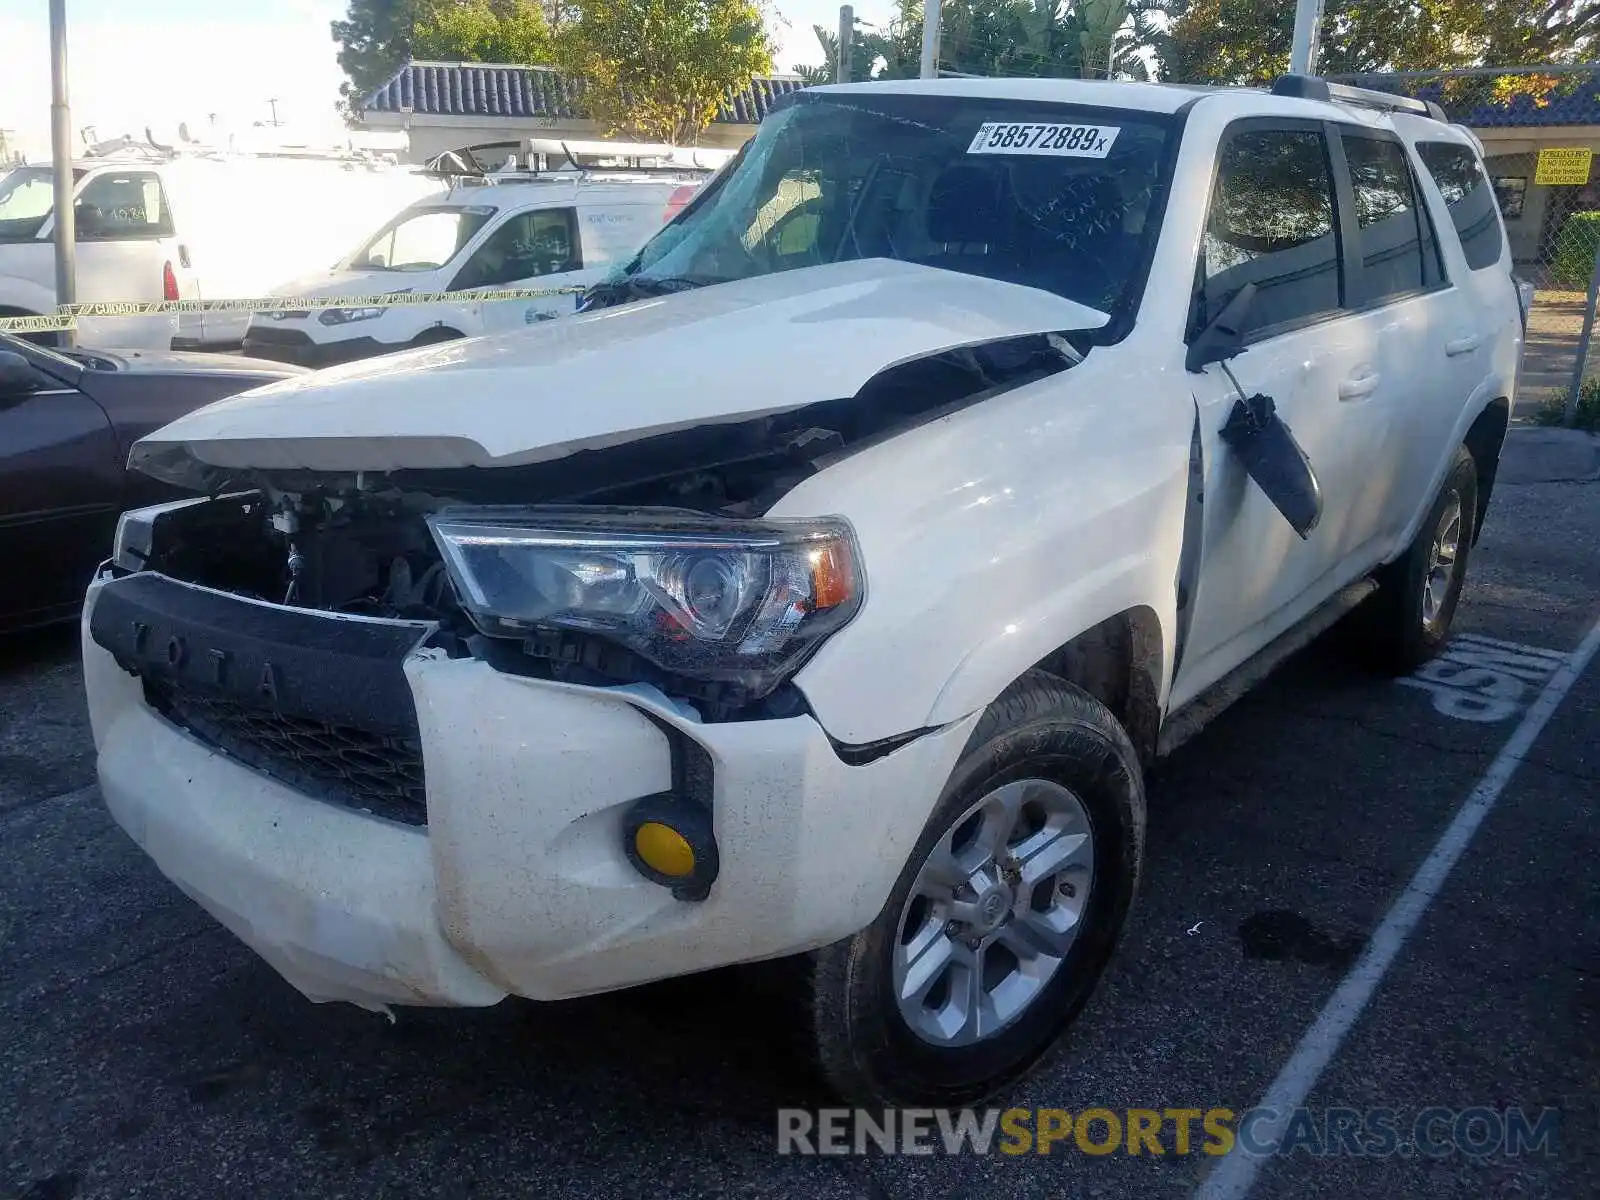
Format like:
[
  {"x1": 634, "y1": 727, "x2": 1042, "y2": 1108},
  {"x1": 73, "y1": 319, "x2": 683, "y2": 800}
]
[{"x1": 145, "y1": 680, "x2": 428, "y2": 826}]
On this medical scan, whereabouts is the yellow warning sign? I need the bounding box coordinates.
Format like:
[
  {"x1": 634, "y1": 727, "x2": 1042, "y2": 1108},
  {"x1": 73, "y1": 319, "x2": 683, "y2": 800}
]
[{"x1": 1535, "y1": 147, "x2": 1593, "y2": 186}]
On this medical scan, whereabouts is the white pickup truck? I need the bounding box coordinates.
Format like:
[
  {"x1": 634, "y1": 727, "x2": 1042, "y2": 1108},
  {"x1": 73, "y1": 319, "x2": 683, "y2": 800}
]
[{"x1": 82, "y1": 75, "x2": 1520, "y2": 1104}]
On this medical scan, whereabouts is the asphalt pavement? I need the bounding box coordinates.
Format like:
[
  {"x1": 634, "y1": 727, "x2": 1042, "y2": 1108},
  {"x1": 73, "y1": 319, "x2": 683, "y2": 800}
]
[{"x1": 2, "y1": 427, "x2": 1597, "y2": 1200}]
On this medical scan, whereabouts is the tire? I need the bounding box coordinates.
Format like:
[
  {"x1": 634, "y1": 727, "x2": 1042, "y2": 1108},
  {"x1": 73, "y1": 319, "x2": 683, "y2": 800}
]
[
  {"x1": 1360, "y1": 445, "x2": 1479, "y2": 674},
  {"x1": 807, "y1": 670, "x2": 1146, "y2": 1106}
]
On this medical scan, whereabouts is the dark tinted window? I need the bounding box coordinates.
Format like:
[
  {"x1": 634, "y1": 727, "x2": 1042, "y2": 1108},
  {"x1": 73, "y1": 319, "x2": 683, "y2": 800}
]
[
  {"x1": 451, "y1": 208, "x2": 579, "y2": 289},
  {"x1": 1417, "y1": 142, "x2": 1505, "y2": 271},
  {"x1": 1341, "y1": 134, "x2": 1426, "y2": 305},
  {"x1": 1202, "y1": 128, "x2": 1341, "y2": 337},
  {"x1": 73, "y1": 171, "x2": 175, "y2": 240}
]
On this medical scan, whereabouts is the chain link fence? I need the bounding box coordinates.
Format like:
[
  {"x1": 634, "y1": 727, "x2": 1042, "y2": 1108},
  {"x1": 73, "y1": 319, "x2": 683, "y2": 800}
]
[{"x1": 1484, "y1": 149, "x2": 1599, "y2": 414}]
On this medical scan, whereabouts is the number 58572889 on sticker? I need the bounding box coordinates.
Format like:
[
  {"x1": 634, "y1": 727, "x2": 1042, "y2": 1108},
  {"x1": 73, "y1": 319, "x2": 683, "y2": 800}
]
[{"x1": 967, "y1": 122, "x2": 1121, "y2": 158}]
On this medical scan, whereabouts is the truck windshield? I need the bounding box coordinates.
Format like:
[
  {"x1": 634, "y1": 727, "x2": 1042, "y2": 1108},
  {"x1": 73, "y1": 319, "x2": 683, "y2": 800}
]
[
  {"x1": 601, "y1": 92, "x2": 1178, "y2": 320},
  {"x1": 346, "y1": 204, "x2": 495, "y2": 271},
  {"x1": 0, "y1": 167, "x2": 70, "y2": 241}
]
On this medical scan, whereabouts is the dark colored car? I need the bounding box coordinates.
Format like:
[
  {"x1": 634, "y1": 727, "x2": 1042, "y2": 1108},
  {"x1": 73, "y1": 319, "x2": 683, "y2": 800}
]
[{"x1": 0, "y1": 333, "x2": 303, "y2": 632}]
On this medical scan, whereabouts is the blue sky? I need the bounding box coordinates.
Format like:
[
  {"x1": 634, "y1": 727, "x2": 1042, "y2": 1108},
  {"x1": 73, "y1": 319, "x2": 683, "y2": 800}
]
[{"x1": 0, "y1": 1, "x2": 895, "y2": 153}]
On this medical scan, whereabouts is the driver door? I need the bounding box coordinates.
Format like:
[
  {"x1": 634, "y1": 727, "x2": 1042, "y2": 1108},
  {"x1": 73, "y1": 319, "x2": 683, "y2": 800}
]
[{"x1": 455, "y1": 207, "x2": 588, "y2": 335}]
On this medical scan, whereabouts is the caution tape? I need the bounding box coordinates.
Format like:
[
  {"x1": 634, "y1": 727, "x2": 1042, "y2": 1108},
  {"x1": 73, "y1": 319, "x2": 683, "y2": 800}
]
[
  {"x1": 0, "y1": 312, "x2": 77, "y2": 334},
  {"x1": 0, "y1": 284, "x2": 588, "y2": 333}
]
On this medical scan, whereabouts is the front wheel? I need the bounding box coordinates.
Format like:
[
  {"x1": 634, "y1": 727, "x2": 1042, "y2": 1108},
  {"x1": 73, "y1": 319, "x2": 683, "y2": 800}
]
[{"x1": 807, "y1": 671, "x2": 1146, "y2": 1105}]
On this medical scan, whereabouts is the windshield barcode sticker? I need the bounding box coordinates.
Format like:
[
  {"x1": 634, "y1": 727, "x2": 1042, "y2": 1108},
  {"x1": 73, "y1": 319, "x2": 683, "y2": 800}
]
[{"x1": 967, "y1": 123, "x2": 1120, "y2": 158}]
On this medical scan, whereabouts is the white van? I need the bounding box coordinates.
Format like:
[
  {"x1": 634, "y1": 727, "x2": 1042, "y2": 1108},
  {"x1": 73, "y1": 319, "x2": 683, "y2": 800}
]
[
  {"x1": 0, "y1": 146, "x2": 444, "y2": 350},
  {"x1": 240, "y1": 171, "x2": 703, "y2": 366}
]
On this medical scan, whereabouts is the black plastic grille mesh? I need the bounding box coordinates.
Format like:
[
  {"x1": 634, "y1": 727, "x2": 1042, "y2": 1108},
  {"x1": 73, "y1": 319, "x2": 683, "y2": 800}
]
[{"x1": 144, "y1": 681, "x2": 427, "y2": 826}]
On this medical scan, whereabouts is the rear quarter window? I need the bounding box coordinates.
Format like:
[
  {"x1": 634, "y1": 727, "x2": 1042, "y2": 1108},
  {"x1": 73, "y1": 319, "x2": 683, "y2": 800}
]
[
  {"x1": 1416, "y1": 142, "x2": 1505, "y2": 271},
  {"x1": 74, "y1": 170, "x2": 175, "y2": 240}
]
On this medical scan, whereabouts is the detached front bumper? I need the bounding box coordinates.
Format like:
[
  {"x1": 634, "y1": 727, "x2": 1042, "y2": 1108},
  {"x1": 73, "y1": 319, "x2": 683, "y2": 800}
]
[{"x1": 84, "y1": 572, "x2": 972, "y2": 1010}]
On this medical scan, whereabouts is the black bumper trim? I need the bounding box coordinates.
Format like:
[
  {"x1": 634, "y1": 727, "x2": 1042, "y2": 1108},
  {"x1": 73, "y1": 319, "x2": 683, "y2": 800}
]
[
  {"x1": 240, "y1": 330, "x2": 388, "y2": 368},
  {"x1": 90, "y1": 572, "x2": 435, "y2": 733}
]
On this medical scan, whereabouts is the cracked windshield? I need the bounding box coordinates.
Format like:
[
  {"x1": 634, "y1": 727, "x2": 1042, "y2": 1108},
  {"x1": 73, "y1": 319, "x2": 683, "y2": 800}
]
[{"x1": 605, "y1": 93, "x2": 1175, "y2": 315}]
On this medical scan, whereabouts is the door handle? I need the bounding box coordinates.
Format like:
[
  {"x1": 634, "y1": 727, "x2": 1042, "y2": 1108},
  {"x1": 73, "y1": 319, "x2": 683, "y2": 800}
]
[
  {"x1": 1339, "y1": 370, "x2": 1381, "y2": 401},
  {"x1": 1445, "y1": 334, "x2": 1482, "y2": 356}
]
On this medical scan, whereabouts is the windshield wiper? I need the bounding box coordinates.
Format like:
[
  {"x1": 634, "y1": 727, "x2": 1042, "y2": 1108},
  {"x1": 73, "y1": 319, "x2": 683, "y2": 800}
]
[{"x1": 581, "y1": 273, "x2": 724, "y2": 310}]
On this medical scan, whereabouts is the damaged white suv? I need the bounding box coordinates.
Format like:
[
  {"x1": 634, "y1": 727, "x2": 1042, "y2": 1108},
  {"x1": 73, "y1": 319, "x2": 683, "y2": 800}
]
[{"x1": 84, "y1": 76, "x2": 1520, "y2": 1104}]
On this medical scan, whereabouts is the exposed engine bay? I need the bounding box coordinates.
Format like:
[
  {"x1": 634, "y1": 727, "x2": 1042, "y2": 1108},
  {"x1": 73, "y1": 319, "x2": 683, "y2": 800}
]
[{"x1": 128, "y1": 332, "x2": 1083, "y2": 720}]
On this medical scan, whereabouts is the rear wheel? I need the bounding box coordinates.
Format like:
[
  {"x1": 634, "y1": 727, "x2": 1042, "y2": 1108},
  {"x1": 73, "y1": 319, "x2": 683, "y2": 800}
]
[
  {"x1": 1360, "y1": 445, "x2": 1479, "y2": 674},
  {"x1": 807, "y1": 671, "x2": 1145, "y2": 1105}
]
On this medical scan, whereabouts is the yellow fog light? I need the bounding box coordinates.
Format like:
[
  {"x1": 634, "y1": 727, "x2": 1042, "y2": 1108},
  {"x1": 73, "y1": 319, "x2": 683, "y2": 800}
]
[
  {"x1": 622, "y1": 794, "x2": 719, "y2": 900},
  {"x1": 634, "y1": 821, "x2": 696, "y2": 878}
]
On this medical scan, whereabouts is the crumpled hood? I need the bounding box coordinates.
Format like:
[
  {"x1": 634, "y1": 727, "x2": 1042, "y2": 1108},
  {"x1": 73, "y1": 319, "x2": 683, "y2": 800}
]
[{"x1": 131, "y1": 259, "x2": 1108, "y2": 487}]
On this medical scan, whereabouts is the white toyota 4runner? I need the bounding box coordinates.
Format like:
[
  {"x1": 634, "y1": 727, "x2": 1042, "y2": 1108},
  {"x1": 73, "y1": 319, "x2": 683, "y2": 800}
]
[{"x1": 84, "y1": 76, "x2": 1521, "y2": 1104}]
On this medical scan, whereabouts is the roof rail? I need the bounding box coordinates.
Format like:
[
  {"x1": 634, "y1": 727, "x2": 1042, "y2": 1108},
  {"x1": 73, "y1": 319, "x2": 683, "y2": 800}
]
[{"x1": 1272, "y1": 74, "x2": 1448, "y2": 122}]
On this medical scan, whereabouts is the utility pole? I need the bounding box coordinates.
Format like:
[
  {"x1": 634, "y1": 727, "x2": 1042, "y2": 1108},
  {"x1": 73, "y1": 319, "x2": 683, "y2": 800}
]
[
  {"x1": 48, "y1": 0, "x2": 76, "y2": 346},
  {"x1": 920, "y1": 0, "x2": 942, "y2": 79},
  {"x1": 1289, "y1": 0, "x2": 1325, "y2": 76},
  {"x1": 267, "y1": 98, "x2": 282, "y2": 126},
  {"x1": 836, "y1": 5, "x2": 853, "y2": 84}
]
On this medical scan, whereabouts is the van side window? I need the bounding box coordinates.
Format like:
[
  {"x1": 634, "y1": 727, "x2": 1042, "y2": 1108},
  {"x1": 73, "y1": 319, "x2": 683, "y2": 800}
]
[
  {"x1": 1340, "y1": 133, "x2": 1429, "y2": 306},
  {"x1": 451, "y1": 208, "x2": 581, "y2": 290},
  {"x1": 74, "y1": 171, "x2": 175, "y2": 241},
  {"x1": 1201, "y1": 128, "x2": 1342, "y2": 338},
  {"x1": 1416, "y1": 142, "x2": 1505, "y2": 271}
]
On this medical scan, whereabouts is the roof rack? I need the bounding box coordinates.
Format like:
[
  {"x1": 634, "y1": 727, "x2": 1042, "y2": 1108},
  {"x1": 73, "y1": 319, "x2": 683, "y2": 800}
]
[
  {"x1": 424, "y1": 137, "x2": 726, "y2": 184},
  {"x1": 1271, "y1": 74, "x2": 1448, "y2": 122}
]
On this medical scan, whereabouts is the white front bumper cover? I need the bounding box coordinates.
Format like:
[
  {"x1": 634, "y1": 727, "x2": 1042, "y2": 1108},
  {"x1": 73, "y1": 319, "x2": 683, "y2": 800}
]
[{"x1": 83, "y1": 575, "x2": 974, "y2": 1012}]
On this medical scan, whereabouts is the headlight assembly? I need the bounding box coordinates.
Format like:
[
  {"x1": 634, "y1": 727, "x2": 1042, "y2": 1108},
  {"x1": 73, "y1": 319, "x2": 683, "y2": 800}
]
[
  {"x1": 427, "y1": 508, "x2": 863, "y2": 696},
  {"x1": 317, "y1": 305, "x2": 388, "y2": 326}
]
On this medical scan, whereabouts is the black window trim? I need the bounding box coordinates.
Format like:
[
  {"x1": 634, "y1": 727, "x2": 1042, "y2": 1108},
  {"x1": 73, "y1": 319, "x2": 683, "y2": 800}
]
[
  {"x1": 1189, "y1": 115, "x2": 1350, "y2": 349},
  {"x1": 447, "y1": 204, "x2": 582, "y2": 291},
  {"x1": 1328, "y1": 124, "x2": 1450, "y2": 313}
]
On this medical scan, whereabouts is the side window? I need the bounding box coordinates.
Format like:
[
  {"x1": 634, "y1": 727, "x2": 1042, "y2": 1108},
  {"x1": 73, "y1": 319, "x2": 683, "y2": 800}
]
[
  {"x1": 1340, "y1": 133, "x2": 1428, "y2": 306},
  {"x1": 73, "y1": 171, "x2": 174, "y2": 240},
  {"x1": 450, "y1": 208, "x2": 580, "y2": 290},
  {"x1": 1416, "y1": 142, "x2": 1506, "y2": 272},
  {"x1": 1201, "y1": 128, "x2": 1342, "y2": 339}
]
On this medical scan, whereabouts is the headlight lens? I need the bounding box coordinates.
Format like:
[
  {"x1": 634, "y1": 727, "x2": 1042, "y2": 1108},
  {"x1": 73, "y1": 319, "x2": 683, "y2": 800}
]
[
  {"x1": 427, "y1": 508, "x2": 863, "y2": 696},
  {"x1": 317, "y1": 305, "x2": 388, "y2": 326}
]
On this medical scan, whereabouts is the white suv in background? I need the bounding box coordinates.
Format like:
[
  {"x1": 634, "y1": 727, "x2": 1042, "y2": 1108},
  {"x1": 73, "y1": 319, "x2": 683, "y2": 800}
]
[
  {"x1": 241, "y1": 172, "x2": 703, "y2": 366},
  {"x1": 84, "y1": 76, "x2": 1520, "y2": 1105}
]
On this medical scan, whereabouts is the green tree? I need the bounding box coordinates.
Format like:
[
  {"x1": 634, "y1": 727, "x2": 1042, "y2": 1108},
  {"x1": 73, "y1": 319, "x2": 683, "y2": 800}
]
[
  {"x1": 795, "y1": 1, "x2": 1153, "y2": 84},
  {"x1": 332, "y1": 0, "x2": 419, "y2": 113},
  {"x1": 1152, "y1": 0, "x2": 1600, "y2": 86},
  {"x1": 412, "y1": 0, "x2": 550, "y2": 63},
  {"x1": 554, "y1": 0, "x2": 773, "y2": 144},
  {"x1": 333, "y1": 0, "x2": 555, "y2": 113}
]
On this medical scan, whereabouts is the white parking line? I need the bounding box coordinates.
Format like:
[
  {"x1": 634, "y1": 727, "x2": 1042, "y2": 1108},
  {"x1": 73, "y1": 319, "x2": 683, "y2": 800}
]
[{"x1": 1195, "y1": 609, "x2": 1600, "y2": 1200}]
